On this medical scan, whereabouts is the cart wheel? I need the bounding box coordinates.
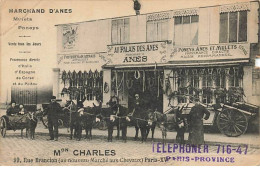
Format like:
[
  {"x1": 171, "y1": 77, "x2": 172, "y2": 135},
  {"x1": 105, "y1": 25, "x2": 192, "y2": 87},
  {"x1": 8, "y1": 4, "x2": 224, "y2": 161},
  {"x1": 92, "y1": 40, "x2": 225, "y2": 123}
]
[
  {"x1": 217, "y1": 108, "x2": 248, "y2": 137},
  {"x1": 98, "y1": 120, "x2": 108, "y2": 130},
  {"x1": 0, "y1": 117, "x2": 7, "y2": 138},
  {"x1": 41, "y1": 115, "x2": 48, "y2": 128}
]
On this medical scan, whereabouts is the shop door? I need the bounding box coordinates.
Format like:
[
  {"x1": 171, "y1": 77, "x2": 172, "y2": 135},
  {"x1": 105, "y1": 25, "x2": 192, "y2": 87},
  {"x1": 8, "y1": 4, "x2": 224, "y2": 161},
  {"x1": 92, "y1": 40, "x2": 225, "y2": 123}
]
[{"x1": 112, "y1": 70, "x2": 164, "y2": 112}]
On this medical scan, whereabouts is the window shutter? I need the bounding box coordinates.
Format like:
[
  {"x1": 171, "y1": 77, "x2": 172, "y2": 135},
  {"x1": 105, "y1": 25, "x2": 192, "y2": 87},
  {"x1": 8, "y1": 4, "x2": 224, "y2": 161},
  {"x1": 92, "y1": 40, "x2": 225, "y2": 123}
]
[
  {"x1": 219, "y1": 13, "x2": 228, "y2": 43},
  {"x1": 111, "y1": 20, "x2": 118, "y2": 44},
  {"x1": 238, "y1": 11, "x2": 247, "y2": 42}
]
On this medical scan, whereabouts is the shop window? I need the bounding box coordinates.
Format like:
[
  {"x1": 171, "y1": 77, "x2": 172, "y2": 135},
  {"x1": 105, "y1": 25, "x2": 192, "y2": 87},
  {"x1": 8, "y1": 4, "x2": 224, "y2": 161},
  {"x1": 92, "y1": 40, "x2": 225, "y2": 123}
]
[
  {"x1": 252, "y1": 69, "x2": 260, "y2": 96},
  {"x1": 216, "y1": 74, "x2": 226, "y2": 88},
  {"x1": 229, "y1": 68, "x2": 240, "y2": 87},
  {"x1": 111, "y1": 18, "x2": 130, "y2": 44},
  {"x1": 174, "y1": 15, "x2": 198, "y2": 46},
  {"x1": 86, "y1": 93, "x2": 94, "y2": 101},
  {"x1": 189, "y1": 72, "x2": 199, "y2": 102},
  {"x1": 219, "y1": 11, "x2": 247, "y2": 43},
  {"x1": 147, "y1": 19, "x2": 168, "y2": 42},
  {"x1": 202, "y1": 72, "x2": 213, "y2": 104},
  {"x1": 177, "y1": 72, "x2": 188, "y2": 103}
]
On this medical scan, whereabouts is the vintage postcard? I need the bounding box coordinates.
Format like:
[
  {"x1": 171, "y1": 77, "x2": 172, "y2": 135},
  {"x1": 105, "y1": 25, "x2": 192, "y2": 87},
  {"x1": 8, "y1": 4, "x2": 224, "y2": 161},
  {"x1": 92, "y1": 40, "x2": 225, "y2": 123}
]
[{"x1": 0, "y1": 0, "x2": 260, "y2": 166}]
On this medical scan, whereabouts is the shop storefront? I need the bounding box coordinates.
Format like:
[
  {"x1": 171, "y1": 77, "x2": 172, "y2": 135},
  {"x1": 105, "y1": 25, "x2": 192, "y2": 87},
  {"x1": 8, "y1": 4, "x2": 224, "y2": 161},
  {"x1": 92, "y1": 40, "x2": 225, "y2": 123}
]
[{"x1": 54, "y1": 1, "x2": 260, "y2": 112}]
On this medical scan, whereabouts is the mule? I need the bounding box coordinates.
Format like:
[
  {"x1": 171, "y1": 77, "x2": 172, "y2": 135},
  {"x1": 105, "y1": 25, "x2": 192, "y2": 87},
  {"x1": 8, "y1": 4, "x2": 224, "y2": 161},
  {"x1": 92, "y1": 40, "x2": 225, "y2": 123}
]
[
  {"x1": 25, "y1": 111, "x2": 40, "y2": 139},
  {"x1": 81, "y1": 103, "x2": 101, "y2": 140},
  {"x1": 147, "y1": 106, "x2": 186, "y2": 143},
  {"x1": 129, "y1": 109, "x2": 149, "y2": 143},
  {"x1": 99, "y1": 105, "x2": 129, "y2": 142}
]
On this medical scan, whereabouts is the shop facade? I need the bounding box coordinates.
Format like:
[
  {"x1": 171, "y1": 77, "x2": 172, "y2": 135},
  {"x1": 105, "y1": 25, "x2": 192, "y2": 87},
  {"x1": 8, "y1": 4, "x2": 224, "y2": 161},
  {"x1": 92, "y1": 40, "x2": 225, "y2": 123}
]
[{"x1": 55, "y1": 1, "x2": 260, "y2": 111}]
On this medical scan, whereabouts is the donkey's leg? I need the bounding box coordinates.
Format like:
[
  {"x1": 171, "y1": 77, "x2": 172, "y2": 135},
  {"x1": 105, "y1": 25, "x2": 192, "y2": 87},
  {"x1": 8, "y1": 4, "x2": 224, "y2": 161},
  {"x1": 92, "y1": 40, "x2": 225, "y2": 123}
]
[
  {"x1": 70, "y1": 125, "x2": 73, "y2": 140},
  {"x1": 90, "y1": 127, "x2": 92, "y2": 140},
  {"x1": 151, "y1": 126, "x2": 155, "y2": 142},
  {"x1": 122, "y1": 126, "x2": 127, "y2": 143},
  {"x1": 21, "y1": 129, "x2": 23, "y2": 139},
  {"x1": 116, "y1": 125, "x2": 120, "y2": 140},
  {"x1": 107, "y1": 125, "x2": 113, "y2": 142},
  {"x1": 26, "y1": 128, "x2": 28, "y2": 138},
  {"x1": 146, "y1": 128, "x2": 150, "y2": 139},
  {"x1": 134, "y1": 126, "x2": 139, "y2": 140}
]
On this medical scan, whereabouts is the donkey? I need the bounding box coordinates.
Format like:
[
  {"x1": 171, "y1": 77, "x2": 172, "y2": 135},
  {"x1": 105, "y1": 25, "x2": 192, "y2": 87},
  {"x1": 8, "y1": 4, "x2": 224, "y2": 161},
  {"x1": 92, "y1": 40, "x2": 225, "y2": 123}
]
[
  {"x1": 99, "y1": 105, "x2": 130, "y2": 142},
  {"x1": 81, "y1": 103, "x2": 102, "y2": 140},
  {"x1": 147, "y1": 105, "x2": 186, "y2": 143},
  {"x1": 25, "y1": 111, "x2": 40, "y2": 140}
]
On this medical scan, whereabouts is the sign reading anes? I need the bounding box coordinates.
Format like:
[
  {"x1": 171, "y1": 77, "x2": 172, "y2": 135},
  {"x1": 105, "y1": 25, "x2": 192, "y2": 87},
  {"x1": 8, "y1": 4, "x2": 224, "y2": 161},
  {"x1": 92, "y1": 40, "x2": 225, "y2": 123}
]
[
  {"x1": 168, "y1": 44, "x2": 250, "y2": 61},
  {"x1": 107, "y1": 42, "x2": 167, "y2": 65}
]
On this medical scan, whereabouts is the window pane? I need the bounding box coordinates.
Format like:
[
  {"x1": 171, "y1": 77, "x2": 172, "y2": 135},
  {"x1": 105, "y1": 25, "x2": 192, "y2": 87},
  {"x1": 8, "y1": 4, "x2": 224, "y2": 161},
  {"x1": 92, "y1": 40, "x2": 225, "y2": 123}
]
[
  {"x1": 229, "y1": 12, "x2": 238, "y2": 42},
  {"x1": 111, "y1": 20, "x2": 118, "y2": 44},
  {"x1": 182, "y1": 20, "x2": 190, "y2": 45},
  {"x1": 161, "y1": 20, "x2": 168, "y2": 40},
  {"x1": 183, "y1": 16, "x2": 190, "y2": 24},
  {"x1": 239, "y1": 11, "x2": 247, "y2": 42},
  {"x1": 191, "y1": 15, "x2": 199, "y2": 23},
  {"x1": 123, "y1": 18, "x2": 130, "y2": 43},
  {"x1": 147, "y1": 21, "x2": 155, "y2": 42},
  {"x1": 174, "y1": 23, "x2": 182, "y2": 45},
  {"x1": 175, "y1": 17, "x2": 182, "y2": 24},
  {"x1": 117, "y1": 19, "x2": 124, "y2": 43},
  {"x1": 219, "y1": 13, "x2": 228, "y2": 43},
  {"x1": 191, "y1": 21, "x2": 198, "y2": 45}
]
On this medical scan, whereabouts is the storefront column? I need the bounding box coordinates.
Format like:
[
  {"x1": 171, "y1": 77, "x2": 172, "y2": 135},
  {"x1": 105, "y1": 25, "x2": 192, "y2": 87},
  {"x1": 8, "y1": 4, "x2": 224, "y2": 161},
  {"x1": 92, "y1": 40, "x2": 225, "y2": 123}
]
[
  {"x1": 243, "y1": 66, "x2": 252, "y2": 103},
  {"x1": 163, "y1": 69, "x2": 173, "y2": 112},
  {"x1": 103, "y1": 68, "x2": 112, "y2": 106},
  {"x1": 212, "y1": 73, "x2": 216, "y2": 104},
  {"x1": 199, "y1": 75, "x2": 203, "y2": 102},
  {"x1": 52, "y1": 68, "x2": 60, "y2": 99},
  {"x1": 225, "y1": 68, "x2": 230, "y2": 101},
  {"x1": 173, "y1": 70, "x2": 178, "y2": 106}
]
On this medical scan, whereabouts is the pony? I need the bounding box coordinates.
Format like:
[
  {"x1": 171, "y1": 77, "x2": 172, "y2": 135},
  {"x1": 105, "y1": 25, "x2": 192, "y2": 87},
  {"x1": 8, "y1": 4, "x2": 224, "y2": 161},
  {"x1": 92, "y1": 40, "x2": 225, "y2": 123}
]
[
  {"x1": 147, "y1": 105, "x2": 186, "y2": 143},
  {"x1": 98, "y1": 103, "x2": 129, "y2": 142}
]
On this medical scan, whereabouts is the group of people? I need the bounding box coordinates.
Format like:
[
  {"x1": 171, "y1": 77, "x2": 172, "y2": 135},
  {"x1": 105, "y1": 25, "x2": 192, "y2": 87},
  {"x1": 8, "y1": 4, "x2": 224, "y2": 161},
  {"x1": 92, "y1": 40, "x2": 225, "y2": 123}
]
[
  {"x1": 6, "y1": 95, "x2": 210, "y2": 145},
  {"x1": 6, "y1": 101, "x2": 27, "y2": 116}
]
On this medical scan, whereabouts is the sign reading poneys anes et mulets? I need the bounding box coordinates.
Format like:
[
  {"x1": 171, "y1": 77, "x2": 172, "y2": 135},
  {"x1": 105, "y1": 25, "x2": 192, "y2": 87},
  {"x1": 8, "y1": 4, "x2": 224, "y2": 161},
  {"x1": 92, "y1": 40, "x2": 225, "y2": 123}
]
[
  {"x1": 168, "y1": 43, "x2": 250, "y2": 61},
  {"x1": 106, "y1": 41, "x2": 168, "y2": 65}
]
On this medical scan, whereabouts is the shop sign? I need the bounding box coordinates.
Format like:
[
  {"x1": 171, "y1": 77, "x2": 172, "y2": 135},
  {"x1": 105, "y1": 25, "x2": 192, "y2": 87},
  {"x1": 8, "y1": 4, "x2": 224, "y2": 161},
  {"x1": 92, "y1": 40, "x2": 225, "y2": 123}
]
[
  {"x1": 57, "y1": 53, "x2": 108, "y2": 66},
  {"x1": 107, "y1": 42, "x2": 167, "y2": 65},
  {"x1": 168, "y1": 43, "x2": 250, "y2": 61}
]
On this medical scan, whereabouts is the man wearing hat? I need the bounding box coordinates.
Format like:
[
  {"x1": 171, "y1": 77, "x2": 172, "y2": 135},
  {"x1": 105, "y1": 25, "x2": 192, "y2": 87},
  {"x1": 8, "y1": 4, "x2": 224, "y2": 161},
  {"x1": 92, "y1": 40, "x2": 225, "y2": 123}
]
[
  {"x1": 188, "y1": 98, "x2": 210, "y2": 145},
  {"x1": 45, "y1": 96, "x2": 61, "y2": 141},
  {"x1": 6, "y1": 101, "x2": 19, "y2": 116}
]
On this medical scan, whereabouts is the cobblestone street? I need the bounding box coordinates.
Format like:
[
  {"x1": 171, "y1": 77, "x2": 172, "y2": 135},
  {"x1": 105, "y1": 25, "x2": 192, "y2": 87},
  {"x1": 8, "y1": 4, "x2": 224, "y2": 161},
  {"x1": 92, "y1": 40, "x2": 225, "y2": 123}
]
[{"x1": 0, "y1": 121, "x2": 260, "y2": 166}]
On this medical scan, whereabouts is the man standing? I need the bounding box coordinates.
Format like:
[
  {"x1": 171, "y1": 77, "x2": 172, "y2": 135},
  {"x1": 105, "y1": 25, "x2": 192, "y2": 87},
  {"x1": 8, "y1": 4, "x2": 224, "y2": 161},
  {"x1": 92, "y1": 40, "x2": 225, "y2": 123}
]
[
  {"x1": 46, "y1": 96, "x2": 61, "y2": 141},
  {"x1": 6, "y1": 101, "x2": 19, "y2": 116},
  {"x1": 188, "y1": 98, "x2": 210, "y2": 145}
]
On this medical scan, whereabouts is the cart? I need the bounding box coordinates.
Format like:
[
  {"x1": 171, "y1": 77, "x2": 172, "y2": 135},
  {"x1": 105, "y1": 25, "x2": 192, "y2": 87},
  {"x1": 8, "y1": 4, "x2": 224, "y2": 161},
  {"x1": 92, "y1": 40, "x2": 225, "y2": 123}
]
[
  {"x1": 0, "y1": 105, "x2": 37, "y2": 137},
  {"x1": 179, "y1": 101, "x2": 259, "y2": 137}
]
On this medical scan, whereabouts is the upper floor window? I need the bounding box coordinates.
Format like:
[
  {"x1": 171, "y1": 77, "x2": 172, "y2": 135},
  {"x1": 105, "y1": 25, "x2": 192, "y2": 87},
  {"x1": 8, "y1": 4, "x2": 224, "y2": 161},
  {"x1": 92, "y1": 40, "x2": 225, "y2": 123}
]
[
  {"x1": 111, "y1": 18, "x2": 130, "y2": 44},
  {"x1": 147, "y1": 19, "x2": 168, "y2": 42},
  {"x1": 219, "y1": 11, "x2": 247, "y2": 43},
  {"x1": 174, "y1": 15, "x2": 199, "y2": 46}
]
